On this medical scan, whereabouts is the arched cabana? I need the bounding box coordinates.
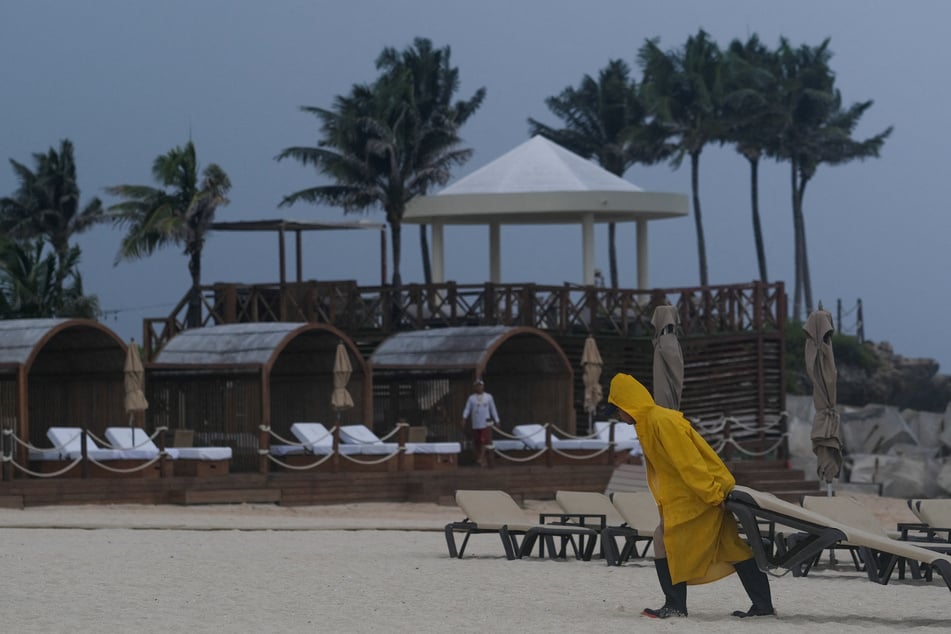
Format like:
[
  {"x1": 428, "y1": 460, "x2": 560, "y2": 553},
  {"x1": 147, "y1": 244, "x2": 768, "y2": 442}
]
[
  {"x1": 369, "y1": 325, "x2": 573, "y2": 441},
  {"x1": 148, "y1": 322, "x2": 370, "y2": 471},
  {"x1": 404, "y1": 136, "x2": 689, "y2": 287},
  {"x1": 0, "y1": 319, "x2": 128, "y2": 467}
]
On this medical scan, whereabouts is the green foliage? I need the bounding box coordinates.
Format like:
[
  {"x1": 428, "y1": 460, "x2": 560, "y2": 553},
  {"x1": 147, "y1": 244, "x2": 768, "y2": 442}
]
[
  {"x1": 0, "y1": 139, "x2": 102, "y2": 318},
  {"x1": 0, "y1": 237, "x2": 99, "y2": 318},
  {"x1": 784, "y1": 319, "x2": 880, "y2": 393},
  {"x1": 276, "y1": 37, "x2": 486, "y2": 286}
]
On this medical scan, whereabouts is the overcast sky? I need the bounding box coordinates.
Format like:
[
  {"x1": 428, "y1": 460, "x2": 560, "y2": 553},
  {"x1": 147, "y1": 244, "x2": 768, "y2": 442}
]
[{"x1": 2, "y1": 1, "x2": 948, "y2": 376}]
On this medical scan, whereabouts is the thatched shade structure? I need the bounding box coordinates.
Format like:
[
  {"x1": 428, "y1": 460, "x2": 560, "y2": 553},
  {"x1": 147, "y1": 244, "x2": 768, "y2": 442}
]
[
  {"x1": 0, "y1": 319, "x2": 127, "y2": 461},
  {"x1": 148, "y1": 322, "x2": 369, "y2": 471},
  {"x1": 369, "y1": 325, "x2": 573, "y2": 442}
]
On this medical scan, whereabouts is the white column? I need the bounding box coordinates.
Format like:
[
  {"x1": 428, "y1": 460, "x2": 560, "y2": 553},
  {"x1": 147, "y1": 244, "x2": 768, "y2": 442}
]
[
  {"x1": 637, "y1": 219, "x2": 648, "y2": 289},
  {"x1": 432, "y1": 222, "x2": 444, "y2": 283},
  {"x1": 489, "y1": 222, "x2": 501, "y2": 283},
  {"x1": 582, "y1": 213, "x2": 595, "y2": 285}
]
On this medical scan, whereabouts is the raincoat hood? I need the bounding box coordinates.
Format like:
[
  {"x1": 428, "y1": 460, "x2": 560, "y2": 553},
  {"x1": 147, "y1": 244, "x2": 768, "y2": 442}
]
[{"x1": 608, "y1": 373, "x2": 655, "y2": 422}]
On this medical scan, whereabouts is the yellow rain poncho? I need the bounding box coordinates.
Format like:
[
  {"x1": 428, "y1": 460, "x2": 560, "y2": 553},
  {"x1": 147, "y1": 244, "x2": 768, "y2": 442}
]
[{"x1": 609, "y1": 373, "x2": 751, "y2": 585}]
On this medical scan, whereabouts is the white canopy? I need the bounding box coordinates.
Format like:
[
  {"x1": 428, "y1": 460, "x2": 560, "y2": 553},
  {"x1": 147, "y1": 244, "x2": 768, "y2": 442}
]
[{"x1": 404, "y1": 135, "x2": 689, "y2": 286}]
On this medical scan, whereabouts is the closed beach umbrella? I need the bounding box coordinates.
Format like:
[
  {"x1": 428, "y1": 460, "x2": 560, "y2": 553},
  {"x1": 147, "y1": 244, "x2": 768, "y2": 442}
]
[
  {"x1": 581, "y1": 335, "x2": 603, "y2": 425},
  {"x1": 804, "y1": 308, "x2": 842, "y2": 492},
  {"x1": 651, "y1": 305, "x2": 683, "y2": 409},
  {"x1": 123, "y1": 340, "x2": 149, "y2": 425},
  {"x1": 331, "y1": 341, "x2": 355, "y2": 417}
]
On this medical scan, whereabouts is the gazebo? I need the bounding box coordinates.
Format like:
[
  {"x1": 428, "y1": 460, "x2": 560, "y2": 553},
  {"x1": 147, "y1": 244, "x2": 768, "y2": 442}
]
[
  {"x1": 404, "y1": 135, "x2": 689, "y2": 287},
  {"x1": 0, "y1": 319, "x2": 128, "y2": 473},
  {"x1": 369, "y1": 325, "x2": 573, "y2": 442},
  {"x1": 147, "y1": 322, "x2": 370, "y2": 471}
]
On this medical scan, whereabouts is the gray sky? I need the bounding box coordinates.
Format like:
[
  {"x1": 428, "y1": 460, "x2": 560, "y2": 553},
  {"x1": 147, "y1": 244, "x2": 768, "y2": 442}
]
[{"x1": 2, "y1": 1, "x2": 947, "y2": 375}]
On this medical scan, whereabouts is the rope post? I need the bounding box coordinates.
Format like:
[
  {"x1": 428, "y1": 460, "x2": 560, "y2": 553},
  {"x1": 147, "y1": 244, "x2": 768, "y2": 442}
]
[
  {"x1": 486, "y1": 424, "x2": 495, "y2": 469},
  {"x1": 332, "y1": 425, "x2": 340, "y2": 472},
  {"x1": 397, "y1": 420, "x2": 408, "y2": 471},
  {"x1": 157, "y1": 426, "x2": 169, "y2": 478},
  {"x1": 1, "y1": 427, "x2": 9, "y2": 481},
  {"x1": 258, "y1": 423, "x2": 270, "y2": 475},
  {"x1": 81, "y1": 425, "x2": 89, "y2": 479},
  {"x1": 723, "y1": 418, "x2": 733, "y2": 461},
  {"x1": 608, "y1": 421, "x2": 617, "y2": 465},
  {"x1": 545, "y1": 423, "x2": 554, "y2": 468}
]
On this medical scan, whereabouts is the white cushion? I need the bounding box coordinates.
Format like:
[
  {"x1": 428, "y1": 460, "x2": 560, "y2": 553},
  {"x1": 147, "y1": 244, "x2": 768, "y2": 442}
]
[
  {"x1": 339, "y1": 425, "x2": 383, "y2": 445},
  {"x1": 512, "y1": 424, "x2": 547, "y2": 449},
  {"x1": 173, "y1": 447, "x2": 232, "y2": 460},
  {"x1": 106, "y1": 427, "x2": 160, "y2": 453},
  {"x1": 491, "y1": 439, "x2": 530, "y2": 451},
  {"x1": 404, "y1": 442, "x2": 461, "y2": 454},
  {"x1": 47, "y1": 427, "x2": 85, "y2": 453},
  {"x1": 290, "y1": 422, "x2": 334, "y2": 449}
]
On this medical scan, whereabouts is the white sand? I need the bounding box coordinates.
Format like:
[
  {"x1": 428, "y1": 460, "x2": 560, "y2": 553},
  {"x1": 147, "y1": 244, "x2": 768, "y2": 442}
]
[{"x1": 1, "y1": 497, "x2": 950, "y2": 633}]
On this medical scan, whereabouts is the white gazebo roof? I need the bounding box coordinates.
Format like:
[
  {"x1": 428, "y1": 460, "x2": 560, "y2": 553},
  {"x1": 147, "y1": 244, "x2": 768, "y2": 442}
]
[
  {"x1": 404, "y1": 135, "x2": 688, "y2": 224},
  {"x1": 403, "y1": 136, "x2": 689, "y2": 286}
]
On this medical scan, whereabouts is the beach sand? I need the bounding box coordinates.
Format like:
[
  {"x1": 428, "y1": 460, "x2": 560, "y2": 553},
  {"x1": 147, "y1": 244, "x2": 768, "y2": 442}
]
[{"x1": 1, "y1": 496, "x2": 949, "y2": 633}]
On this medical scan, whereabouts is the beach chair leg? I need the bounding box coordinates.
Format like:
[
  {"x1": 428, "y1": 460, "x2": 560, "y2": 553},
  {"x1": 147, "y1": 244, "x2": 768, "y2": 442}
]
[
  {"x1": 444, "y1": 526, "x2": 459, "y2": 558},
  {"x1": 499, "y1": 526, "x2": 517, "y2": 560},
  {"x1": 602, "y1": 530, "x2": 621, "y2": 566}
]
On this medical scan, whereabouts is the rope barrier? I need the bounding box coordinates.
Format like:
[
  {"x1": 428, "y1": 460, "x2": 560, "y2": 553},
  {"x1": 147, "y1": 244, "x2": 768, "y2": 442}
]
[
  {"x1": 8, "y1": 456, "x2": 83, "y2": 478},
  {"x1": 338, "y1": 448, "x2": 403, "y2": 465},
  {"x1": 489, "y1": 445, "x2": 547, "y2": 462},
  {"x1": 263, "y1": 451, "x2": 334, "y2": 470},
  {"x1": 550, "y1": 446, "x2": 610, "y2": 460},
  {"x1": 86, "y1": 454, "x2": 163, "y2": 474}
]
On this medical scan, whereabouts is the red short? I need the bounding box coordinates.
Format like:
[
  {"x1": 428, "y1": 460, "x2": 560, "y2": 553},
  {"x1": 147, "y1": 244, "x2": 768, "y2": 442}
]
[{"x1": 471, "y1": 427, "x2": 491, "y2": 448}]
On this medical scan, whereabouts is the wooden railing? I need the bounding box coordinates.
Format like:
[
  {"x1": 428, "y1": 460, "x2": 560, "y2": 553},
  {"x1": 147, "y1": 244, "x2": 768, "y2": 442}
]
[{"x1": 144, "y1": 280, "x2": 785, "y2": 360}]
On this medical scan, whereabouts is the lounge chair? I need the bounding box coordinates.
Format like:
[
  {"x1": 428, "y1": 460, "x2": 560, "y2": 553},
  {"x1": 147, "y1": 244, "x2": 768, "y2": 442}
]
[
  {"x1": 445, "y1": 490, "x2": 599, "y2": 561},
  {"x1": 593, "y1": 420, "x2": 643, "y2": 456},
  {"x1": 554, "y1": 490, "x2": 642, "y2": 565},
  {"x1": 800, "y1": 494, "x2": 909, "y2": 572},
  {"x1": 29, "y1": 427, "x2": 163, "y2": 478},
  {"x1": 105, "y1": 427, "x2": 232, "y2": 476},
  {"x1": 608, "y1": 491, "x2": 659, "y2": 559},
  {"x1": 339, "y1": 424, "x2": 461, "y2": 469},
  {"x1": 907, "y1": 499, "x2": 951, "y2": 542},
  {"x1": 726, "y1": 485, "x2": 951, "y2": 590},
  {"x1": 491, "y1": 423, "x2": 614, "y2": 466}
]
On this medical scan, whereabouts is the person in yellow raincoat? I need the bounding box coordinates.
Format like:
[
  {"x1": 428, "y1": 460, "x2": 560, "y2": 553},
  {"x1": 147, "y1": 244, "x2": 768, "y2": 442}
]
[{"x1": 608, "y1": 373, "x2": 774, "y2": 619}]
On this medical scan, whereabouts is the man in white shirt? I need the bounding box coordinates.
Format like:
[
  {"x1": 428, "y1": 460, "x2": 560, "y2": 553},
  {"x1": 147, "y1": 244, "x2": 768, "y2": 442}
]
[{"x1": 461, "y1": 379, "x2": 500, "y2": 468}]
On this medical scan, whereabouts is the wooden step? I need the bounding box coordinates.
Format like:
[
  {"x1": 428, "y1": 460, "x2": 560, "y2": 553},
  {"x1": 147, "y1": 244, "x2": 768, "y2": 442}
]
[{"x1": 169, "y1": 488, "x2": 281, "y2": 505}]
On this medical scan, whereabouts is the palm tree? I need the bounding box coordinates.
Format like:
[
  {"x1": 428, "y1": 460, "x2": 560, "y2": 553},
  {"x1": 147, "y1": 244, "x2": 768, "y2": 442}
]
[
  {"x1": 0, "y1": 139, "x2": 104, "y2": 275},
  {"x1": 639, "y1": 30, "x2": 726, "y2": 287},
  {"x1": 528, "y1": 59, "x2": 671, "y2": 288},
  {"x1": 375, "y1": 38, "x2": 485, "y2": 285},
  {"x1": 277, "y1": 37, "x2": 485, "y2": 287},
  {"x1": 721, "y1": 35, "x2": 785, "y2": 283},
  {"x1": 106, "y1": 141, "x2": 231, "y2": 328},
  {"x1": 0, "y1": 237, "x2": 98, "y2": 318},
  {"x1": 772, "y1": 39, "x2": 892, "y2": 319}
]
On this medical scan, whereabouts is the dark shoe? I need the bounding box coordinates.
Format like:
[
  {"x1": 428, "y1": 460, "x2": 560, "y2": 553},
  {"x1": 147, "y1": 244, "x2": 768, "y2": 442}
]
[
  {"x1": 642, "y1": 606, "x2": 687, "y2": 619},
  {"x1": 732, "y1": 605, "x2": 776, "y2": 618}
]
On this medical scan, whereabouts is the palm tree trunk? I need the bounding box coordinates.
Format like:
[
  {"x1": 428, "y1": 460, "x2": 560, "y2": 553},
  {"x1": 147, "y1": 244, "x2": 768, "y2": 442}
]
[
  {"x1": 420, "y1": 224, "x2": 432, "y2": 285},
  {"x1": 748, "y1": 157, "x2": 768, "y2": 283},
  {"x1": 187, "y1": 249, "x2": 202, "y2": 328},
  {"x1": 608, "y1": 222, "x2": 618, "y2": 288},
  {"x1": 390, "y1": 221, "x2": 402, "y2": 287},
  {"x1": 797, "y1": 174, "x2": 813, "y2": 314},
  {"x1": 690, "y1": 151, "x2": 708, "y2": 286},
  {"x1": 791, "y1": 161, "x2": 803, "y2": 321}
]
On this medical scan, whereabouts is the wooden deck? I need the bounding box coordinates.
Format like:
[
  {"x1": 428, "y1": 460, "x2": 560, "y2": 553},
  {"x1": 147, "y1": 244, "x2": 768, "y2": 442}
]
[
  {"x1": 0, "y1": 457, "x2": 817, "y2": 509},
  {"x1": 0, "y1": 463, "x2": 617, "y2": 508}
]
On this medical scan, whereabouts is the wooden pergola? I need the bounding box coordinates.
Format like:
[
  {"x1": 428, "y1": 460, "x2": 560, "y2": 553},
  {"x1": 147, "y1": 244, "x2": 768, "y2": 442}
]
[{"x1": 211, "y1": 218, "x2": 388, "y2": 286}]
